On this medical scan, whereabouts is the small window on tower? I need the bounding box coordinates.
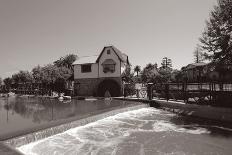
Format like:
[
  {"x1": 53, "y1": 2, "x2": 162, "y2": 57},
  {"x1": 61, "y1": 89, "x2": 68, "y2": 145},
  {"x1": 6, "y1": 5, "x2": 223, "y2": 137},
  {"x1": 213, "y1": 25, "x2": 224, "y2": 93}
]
[{"x1": 107, "y1": 50, "x2": 111, "y2": 54}]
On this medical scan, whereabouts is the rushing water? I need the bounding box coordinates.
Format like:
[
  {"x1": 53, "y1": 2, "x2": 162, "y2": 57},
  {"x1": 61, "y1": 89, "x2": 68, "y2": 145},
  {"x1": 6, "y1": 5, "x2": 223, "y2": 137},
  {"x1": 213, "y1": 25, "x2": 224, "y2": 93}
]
[{"x1": 17, "y1": 107, "x2": 232, "y2": 155}]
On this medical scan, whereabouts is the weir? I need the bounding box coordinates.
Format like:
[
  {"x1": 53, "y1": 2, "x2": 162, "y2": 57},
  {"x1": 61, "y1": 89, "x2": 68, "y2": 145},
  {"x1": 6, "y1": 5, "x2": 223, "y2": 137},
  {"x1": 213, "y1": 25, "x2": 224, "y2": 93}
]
[{"x1": 4, "y1": 104, "x2": 148, "y2": 148}]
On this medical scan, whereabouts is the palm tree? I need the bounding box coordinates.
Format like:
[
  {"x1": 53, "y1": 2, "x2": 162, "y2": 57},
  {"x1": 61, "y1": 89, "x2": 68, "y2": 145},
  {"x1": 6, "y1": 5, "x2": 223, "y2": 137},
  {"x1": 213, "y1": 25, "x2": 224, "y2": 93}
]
[
  {"x1": 54, "y1": 54, "x2": 78, "y2": 71},
  {"x1": 134, "y1": 65, "x2": 141, "y2": 77}
]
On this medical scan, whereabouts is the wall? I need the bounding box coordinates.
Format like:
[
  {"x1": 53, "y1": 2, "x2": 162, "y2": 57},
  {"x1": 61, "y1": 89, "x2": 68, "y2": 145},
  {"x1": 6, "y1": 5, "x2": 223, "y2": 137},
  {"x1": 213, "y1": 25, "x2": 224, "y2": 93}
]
[
  {"x1": 74, "y1": 63, "x2": 98, "y2": 79},
  {"x1": 115, "y1": 98, "x2": 232, "y2": 123},
  {"x1": 74, "y1": 78, "x2": 99, "y2": 96},
  {"x1": 98, "y1": 47, "x2": 121, "y2": 78}
]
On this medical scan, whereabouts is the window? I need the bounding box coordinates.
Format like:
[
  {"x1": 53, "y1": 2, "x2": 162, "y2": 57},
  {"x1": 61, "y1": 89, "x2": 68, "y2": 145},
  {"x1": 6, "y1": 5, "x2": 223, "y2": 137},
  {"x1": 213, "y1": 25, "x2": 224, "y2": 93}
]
[
  {"x1": 102, "y1": 59, "x2": 116, "y2": 73},
  {"x1": 107, "y1": 50, "x2": 111, "y2": 54},
  {"x1": 81, "y1": 64, "x2": 91, "y2": 73},
  {"x1": 103, "y1": 64, "x2": 115, "y2": 73}
]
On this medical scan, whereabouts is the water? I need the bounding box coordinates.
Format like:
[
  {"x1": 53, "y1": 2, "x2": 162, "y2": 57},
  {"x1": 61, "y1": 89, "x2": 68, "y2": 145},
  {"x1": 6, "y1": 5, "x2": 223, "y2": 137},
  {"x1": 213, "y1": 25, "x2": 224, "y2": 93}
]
[
  {"x1": 0, "y1": 96, "x2": 139, "y2": 140},
  {"x1": 17, "y1": 107, "x2": 232, "y2": 155}
]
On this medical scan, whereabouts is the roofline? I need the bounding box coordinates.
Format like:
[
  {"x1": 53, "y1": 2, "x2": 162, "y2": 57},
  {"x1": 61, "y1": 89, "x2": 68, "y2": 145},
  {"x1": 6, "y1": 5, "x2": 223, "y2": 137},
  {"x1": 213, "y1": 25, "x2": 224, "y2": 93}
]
[
  {"x1": 72, "y1": 62, "x2": 97, "y2": 66},
  {"x1": 96, "y1": 46, "x2": 126, "y2": 63}
]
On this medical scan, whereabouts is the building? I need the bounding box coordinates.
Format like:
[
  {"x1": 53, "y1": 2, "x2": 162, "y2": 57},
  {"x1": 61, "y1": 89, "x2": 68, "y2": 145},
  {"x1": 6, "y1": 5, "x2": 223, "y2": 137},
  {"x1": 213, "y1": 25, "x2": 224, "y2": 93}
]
[
  {"x1": 73, "y1": 45, "x2": 129, "y2": 97},
  {"x1": 182, "y1": 62, "x2": 207, "y2": 82}
]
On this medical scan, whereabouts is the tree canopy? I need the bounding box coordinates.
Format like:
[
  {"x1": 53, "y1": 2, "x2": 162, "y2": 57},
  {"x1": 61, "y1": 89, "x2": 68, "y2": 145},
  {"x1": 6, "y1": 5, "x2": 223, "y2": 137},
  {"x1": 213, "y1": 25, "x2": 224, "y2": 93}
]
[
  {"x1": 122, "y1": 65, "x2": 134, "y2": 83},
  {"x1": 2, "y1": 53, "x2": 77, "y2": 93},
  {"x1": 3, "y1": 77, "x2": 12, "y2": 90},
  {"x1": 53, "y1": 54, "x2": 77, "y2": 70},
  {"x1": 200, "y1": 0, "x2": 232, "y2": 65},
  {"x1": 12, "y1": 70, "x2": 33, "y2": 84},
  {"x1": 134, "y1": 65, "x2": 141, "y2": 77},
  {"x1": 193, "y1": 45, "x2": 204, "y2": 63},
  {"x1": 141, "y1": 63, "x2": 159, "y2": 83}
]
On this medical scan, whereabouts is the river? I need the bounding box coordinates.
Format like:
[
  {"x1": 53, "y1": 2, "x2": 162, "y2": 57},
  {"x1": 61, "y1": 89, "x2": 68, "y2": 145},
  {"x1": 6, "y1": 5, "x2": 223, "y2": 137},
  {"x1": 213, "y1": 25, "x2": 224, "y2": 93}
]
[{"x1": 17, "y1": 107, "x2": 232, "y2": 155}]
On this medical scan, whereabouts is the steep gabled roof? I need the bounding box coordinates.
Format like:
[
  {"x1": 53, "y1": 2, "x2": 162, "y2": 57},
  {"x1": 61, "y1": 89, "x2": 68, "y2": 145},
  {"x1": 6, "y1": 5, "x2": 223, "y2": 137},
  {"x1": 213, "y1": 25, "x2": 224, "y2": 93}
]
[
  {"x1": 72, "y1": 45, "x2": 129, "y2": 65},
  {"x1": 96, "y1": 46, "x2": 129, "y2": 64}
]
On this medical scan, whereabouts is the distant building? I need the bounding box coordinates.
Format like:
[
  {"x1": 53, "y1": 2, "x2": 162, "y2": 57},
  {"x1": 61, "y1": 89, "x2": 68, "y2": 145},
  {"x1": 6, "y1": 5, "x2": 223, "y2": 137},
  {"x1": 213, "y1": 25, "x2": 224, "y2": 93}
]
[
  {"x1": 73, "y1": 45, "x2": 129, "y2": 97},
  {"x1": 182, "y1": 62, "x2": 207, "y2": 82}
]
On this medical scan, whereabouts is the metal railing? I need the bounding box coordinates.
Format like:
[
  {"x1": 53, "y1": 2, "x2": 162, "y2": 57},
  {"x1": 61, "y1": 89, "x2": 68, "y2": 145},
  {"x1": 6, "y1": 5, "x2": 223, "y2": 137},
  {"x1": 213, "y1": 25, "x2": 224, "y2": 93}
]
[{"x1": 149, "y1": 82, "x2": 232, "y2": 107}]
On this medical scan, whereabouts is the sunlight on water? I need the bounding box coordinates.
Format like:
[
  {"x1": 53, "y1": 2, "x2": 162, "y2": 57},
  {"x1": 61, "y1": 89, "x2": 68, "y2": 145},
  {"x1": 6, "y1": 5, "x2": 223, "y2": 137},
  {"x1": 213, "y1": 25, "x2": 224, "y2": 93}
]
[{"x1": 17, "y1": 107, "x2": 232, "y2": 155}]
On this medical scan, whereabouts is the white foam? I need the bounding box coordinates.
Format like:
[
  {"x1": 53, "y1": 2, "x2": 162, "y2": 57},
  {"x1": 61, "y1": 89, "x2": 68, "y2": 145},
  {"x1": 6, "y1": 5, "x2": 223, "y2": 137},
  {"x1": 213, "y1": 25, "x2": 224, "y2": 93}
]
[
  {"x1": 17, "y1": 107, "x2": 210, "y2": 155},
  {"x1": 152, "y1": 120, "x2": 210, "y2": 134}
]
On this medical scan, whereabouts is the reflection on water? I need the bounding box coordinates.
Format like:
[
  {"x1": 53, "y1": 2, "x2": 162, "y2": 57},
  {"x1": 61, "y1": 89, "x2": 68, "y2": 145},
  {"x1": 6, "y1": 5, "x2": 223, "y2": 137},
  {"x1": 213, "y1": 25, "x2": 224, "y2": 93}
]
[
  {"x1": 0, "y1": 97, "x2": 136, "y2": 138},
  {"x1": 18, "y1": 107, "x2": 232, "y2": 155}
]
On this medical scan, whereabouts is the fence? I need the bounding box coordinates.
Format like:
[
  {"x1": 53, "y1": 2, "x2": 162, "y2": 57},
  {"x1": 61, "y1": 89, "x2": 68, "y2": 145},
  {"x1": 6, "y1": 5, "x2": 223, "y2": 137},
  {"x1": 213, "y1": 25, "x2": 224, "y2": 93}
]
[{"x1": 150, "y1": 82, "x2": 232, "y2": 107}]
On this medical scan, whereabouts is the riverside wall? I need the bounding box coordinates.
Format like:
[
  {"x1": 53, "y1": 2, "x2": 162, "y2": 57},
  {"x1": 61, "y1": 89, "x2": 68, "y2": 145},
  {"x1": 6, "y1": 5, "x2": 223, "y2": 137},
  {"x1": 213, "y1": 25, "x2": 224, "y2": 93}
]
[{"x1": 114, "y1": 97, "x2": 232, "y2": 123}]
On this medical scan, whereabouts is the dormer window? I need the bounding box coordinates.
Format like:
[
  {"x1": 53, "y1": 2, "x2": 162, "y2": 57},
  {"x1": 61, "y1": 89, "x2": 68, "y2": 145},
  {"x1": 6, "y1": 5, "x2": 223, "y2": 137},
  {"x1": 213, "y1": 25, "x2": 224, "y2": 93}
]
[
  {"x1": 107, "y1": 50, "x2": 111, "y2": 54},
  {"x1": 102, "y1": 59, "x2": 116, "y2": 73}
]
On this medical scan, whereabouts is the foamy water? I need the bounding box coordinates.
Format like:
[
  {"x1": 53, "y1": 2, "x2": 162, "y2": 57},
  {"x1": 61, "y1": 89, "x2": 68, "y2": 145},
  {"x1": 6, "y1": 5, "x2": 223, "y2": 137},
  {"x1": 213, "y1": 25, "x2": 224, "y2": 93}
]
[{"x1": 17, "y1": 107, "x2": 232, "y2": 155}]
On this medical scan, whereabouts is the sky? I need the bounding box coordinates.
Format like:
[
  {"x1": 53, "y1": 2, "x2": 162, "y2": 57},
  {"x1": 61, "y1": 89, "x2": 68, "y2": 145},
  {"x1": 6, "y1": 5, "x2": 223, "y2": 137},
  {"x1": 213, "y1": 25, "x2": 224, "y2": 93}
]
[{"x1": 0, "y1": 0, "x2": 217, "y2": 78}]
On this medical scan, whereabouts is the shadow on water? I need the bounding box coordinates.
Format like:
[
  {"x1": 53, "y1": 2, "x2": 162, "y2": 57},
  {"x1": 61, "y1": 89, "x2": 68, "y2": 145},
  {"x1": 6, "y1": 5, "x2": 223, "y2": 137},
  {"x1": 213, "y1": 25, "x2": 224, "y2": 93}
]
[{"x1": 169, "y1": 115, "x2": 232, "y2": 138}]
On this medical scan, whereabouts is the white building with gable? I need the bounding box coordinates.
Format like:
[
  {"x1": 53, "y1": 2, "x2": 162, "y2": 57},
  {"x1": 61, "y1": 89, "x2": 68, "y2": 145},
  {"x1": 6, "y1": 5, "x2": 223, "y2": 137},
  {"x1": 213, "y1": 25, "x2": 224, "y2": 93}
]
[{"x1": 72, "y1": 45, "x2": 129, "y2": 97}]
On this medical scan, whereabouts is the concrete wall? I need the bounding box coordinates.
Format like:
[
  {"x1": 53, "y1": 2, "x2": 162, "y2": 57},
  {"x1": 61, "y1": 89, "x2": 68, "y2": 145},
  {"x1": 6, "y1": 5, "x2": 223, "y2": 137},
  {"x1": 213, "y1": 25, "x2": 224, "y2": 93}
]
[
  {"x1": 153, "y1": 100, "x2": 232, "y2": 123},
  {"x1": 115, "y1": 98, "x2": 232, "y2": 123},
  {"x1": 74, "y1": 63, "x2": 98, "y2": 79}
]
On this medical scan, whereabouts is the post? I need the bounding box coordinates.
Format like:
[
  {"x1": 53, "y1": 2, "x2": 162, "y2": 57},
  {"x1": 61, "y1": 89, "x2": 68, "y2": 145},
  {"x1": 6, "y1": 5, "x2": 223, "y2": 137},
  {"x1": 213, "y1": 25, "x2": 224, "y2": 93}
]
[
  {"x1": 147, "y1": 83, "x2": 153, "y2": 100},
  {"x1": 182, "y1": 82, "x2": 186, "y2": 103},
  {"x1": 165, "y1": 83, "x2": 169, "y2": 101}
]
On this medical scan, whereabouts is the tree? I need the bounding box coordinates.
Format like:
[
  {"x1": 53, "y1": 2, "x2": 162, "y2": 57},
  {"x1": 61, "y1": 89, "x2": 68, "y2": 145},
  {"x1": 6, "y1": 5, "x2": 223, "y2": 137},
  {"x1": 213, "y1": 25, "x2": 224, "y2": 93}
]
[
  {"x1": 193, "y1": 45, "x2": 204, "y2": 63},
  {"x1": 122, "y1": 65, "x2": 134, "y2": 83},
  {"x1": 0, "y1": 77, "x2": 2, "y2": 86},
  {"x1": 32, "y1": 65, "x2": 43, "y2": 83},
  {"x1": 141, "y1": 63, "x2": 159, "y2": 83},
  {"x1": 155, "y1": 67, "x2": 172, "y2": 83},
  {"x1": 54, "y1": 54, "x2": 78, "y2": 71},
  {"x1": 161, "y1": 57, "x2": 172, "y2": 69},
  {"x1": 3, "y1": 77, "x2": 12, "y2": 91},
  {"x1": 12, "y1": 71, "x2": 33, "y2": 84},
  {"x1": 199, "y1": 0, "x2": 232, "y2": 65},
  {"x1": 31, "y1": 64, "x2": 73, "y2": 93},
  {"x1": 41, "y1": 64, "x2": 73, "y2": 92},
  {"x1": 122, "y1": 65, "x2": 135, "y2": 96},
  {"x1": 134, "y1": 65, "x2": 141, "y2": 77}
]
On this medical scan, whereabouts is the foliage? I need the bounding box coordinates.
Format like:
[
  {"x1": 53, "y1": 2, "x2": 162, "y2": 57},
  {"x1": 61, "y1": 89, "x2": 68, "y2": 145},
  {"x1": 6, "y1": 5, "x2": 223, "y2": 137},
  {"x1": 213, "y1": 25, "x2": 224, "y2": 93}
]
[
  {"x1": 161, "y1": 57, "x2": 172, "y2": 69},
  {"x1": 141, "y1": 63, "x2": 159, "y2": 83},
  {"x1": 134, "y1": 65, "x2": 141, "y2": 77},
  {"x1": 3, "y1": 77, "x2": 12, "y2": 90},
  {"x1": 12, "y1": 70, "x2": 33, "y2": 84},
  {"x1": 122, "y1": 65, "x2": 134, "y2": 83},
  {"x1": 157, "y1": 67, "x2": 172, "y2": 83},
  {"x1": 31, "y1": 65, "x2": 43, "y2": 83},
  {"x1": 199, "y1": 0, "x2": 232, "y2": 66},
  {"x1": 122, "y1": 65, "x2": 136, "y2": 96},
  {"x1": 0, "y1": 77, "x2": 2, "y2": 86},
  {"x1": 170, "y1": 69, "x2": 182, "y2": 82},
  {"x1": 54, "y1": 54, "x2": 77, "y2": 70},
  {"x1": 193, "y1": 45, "x2": 204, "y2": 63},
  {"x1": 1, "y1": 53, "x2": 77, "y2": 94},
  {"x1": 31, "y1": 64, "x2": 72, "y2": 92}
]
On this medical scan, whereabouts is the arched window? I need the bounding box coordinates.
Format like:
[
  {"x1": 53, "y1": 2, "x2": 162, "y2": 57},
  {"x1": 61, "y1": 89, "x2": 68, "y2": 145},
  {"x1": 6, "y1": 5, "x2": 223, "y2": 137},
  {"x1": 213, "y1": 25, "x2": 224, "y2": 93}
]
[{"x1": 102, "y1": 59, "x2": 116, "y2": 73}]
